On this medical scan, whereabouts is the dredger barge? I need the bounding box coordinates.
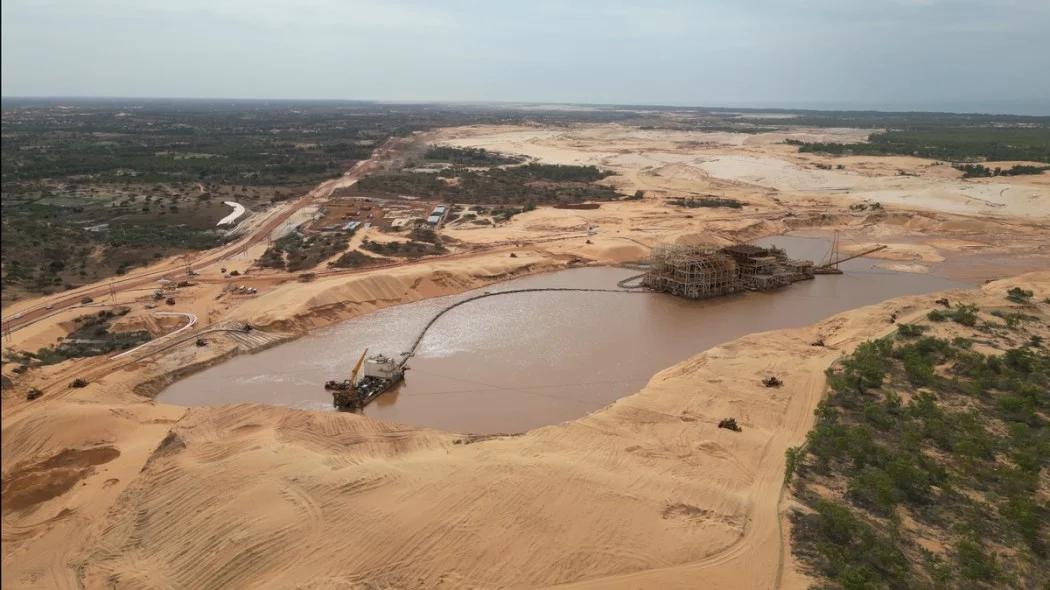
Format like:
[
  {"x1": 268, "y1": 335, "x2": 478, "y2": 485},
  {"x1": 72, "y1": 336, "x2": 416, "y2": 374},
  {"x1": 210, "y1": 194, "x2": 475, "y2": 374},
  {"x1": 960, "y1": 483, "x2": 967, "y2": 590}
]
[{"x1": 326, "y1": 350, "x2": 407, "y2": 411}]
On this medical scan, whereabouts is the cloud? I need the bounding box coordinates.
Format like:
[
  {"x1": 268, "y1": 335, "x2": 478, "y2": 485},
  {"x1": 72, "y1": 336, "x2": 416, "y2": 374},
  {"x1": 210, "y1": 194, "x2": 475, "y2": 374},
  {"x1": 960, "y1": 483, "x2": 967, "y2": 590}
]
[{"x1": 2, "y1": 0, "x2": 1048, "y2": 109}]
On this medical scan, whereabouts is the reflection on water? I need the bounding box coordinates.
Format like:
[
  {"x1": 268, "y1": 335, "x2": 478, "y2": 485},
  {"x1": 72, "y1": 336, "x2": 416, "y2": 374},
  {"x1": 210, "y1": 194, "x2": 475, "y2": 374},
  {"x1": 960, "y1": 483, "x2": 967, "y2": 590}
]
[{"x1": 159, "y1": 237, "x2": 966, "y2": 434}]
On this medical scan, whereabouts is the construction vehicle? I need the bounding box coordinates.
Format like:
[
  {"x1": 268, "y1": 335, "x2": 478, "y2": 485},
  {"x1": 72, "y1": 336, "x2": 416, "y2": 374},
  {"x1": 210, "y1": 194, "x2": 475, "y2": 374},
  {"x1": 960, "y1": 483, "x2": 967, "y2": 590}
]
[
  {"x1": 718, "y1": 418, "x2": 742, "y2": 432},
  {"x1": 762, "y1": 376, "x2": 783, "y2": 388},
  {"x1": 326, "y1": 348, "x2": 407, "y2": 411}
]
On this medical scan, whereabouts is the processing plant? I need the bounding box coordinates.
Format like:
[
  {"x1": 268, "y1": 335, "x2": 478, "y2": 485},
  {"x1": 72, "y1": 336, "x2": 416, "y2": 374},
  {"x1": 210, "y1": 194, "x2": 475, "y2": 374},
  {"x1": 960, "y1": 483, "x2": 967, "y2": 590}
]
[{"x1": 643, "y1": 244, "x2": 816, "y2": 300}]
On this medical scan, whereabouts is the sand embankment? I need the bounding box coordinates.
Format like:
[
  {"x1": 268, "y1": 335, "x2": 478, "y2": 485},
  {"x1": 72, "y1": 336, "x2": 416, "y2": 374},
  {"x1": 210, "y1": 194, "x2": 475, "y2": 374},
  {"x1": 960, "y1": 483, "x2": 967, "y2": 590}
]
[
  {"x1": 4, "y1": 265, "x2": 1044, "y2": 588},
  {"x1": 228, "y1": 249, "x2": 569, "y2": 334}
]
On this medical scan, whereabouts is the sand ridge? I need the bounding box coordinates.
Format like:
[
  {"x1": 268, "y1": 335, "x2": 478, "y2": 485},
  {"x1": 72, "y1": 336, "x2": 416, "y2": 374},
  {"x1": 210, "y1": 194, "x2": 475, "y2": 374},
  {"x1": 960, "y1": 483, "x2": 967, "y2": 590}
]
[
  {"x1": 3, "y1": 272, "x2": 1044, "y2": 588},
  {"x1": 3, "y1": 122, "x2": 1050, "y2": 589}
]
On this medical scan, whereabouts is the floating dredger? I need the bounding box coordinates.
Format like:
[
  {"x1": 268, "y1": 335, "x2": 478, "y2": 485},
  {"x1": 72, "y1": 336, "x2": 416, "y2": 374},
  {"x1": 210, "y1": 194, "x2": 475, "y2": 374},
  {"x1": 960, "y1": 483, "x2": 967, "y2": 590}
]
[{"x1": 325, "y1": 348, "x2": 407, "y2": 411}]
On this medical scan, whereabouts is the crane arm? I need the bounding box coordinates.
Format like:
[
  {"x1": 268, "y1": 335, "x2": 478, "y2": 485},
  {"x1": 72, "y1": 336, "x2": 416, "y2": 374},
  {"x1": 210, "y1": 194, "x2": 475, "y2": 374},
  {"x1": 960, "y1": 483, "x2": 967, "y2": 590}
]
[
  {"x1": 818, "y1": 244, "x2": 888, "y2": 269},
  {"x1": 350, "y1": 348, "x2": 368, "y2": 384}
]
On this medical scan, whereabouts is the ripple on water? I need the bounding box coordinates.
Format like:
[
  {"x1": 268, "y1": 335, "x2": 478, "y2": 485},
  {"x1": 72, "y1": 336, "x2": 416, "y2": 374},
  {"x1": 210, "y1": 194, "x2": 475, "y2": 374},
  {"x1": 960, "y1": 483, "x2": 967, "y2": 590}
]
[{"x1": 159, "y1": 238, "x2": 967, "y2": 434}]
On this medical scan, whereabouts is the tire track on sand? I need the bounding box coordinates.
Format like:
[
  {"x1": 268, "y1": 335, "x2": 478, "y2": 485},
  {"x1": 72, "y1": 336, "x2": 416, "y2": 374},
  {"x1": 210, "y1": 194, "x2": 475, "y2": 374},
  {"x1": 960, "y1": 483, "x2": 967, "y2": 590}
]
[{"x1": 544, "y1": 350, "x2": 834, "y2": 590}]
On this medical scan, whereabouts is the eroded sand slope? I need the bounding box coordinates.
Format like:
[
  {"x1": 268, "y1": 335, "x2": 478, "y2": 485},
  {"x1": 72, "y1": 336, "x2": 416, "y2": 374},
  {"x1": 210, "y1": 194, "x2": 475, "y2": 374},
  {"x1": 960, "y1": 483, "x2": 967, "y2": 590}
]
[{"x1": 5, "y1": 272, "x2": 1044, "y2": 589}]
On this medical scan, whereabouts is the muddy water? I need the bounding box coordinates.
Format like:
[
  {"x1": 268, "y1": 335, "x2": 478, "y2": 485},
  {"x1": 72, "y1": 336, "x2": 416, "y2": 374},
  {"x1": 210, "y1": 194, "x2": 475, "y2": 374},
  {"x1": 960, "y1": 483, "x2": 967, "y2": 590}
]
[{"x1": 159, "y1": 237, "x2": 966, "y2": 434}]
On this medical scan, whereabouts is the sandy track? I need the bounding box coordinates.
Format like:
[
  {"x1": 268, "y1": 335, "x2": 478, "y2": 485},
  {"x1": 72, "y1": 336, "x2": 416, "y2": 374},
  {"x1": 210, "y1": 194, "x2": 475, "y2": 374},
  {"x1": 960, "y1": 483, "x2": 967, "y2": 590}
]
[
  {"x1": 2, "y1": 138, "x2": 401, "y2": 330},
  {"x1": 4, "y1": 122, "x2": 1049, "y2": 588}
]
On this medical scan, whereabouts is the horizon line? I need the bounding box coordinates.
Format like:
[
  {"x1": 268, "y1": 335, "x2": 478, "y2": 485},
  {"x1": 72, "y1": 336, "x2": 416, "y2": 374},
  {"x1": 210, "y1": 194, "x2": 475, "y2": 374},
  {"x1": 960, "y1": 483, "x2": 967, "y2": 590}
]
[{"x1": 2, "y1": 95, "x2": 1049, "y2": 118}]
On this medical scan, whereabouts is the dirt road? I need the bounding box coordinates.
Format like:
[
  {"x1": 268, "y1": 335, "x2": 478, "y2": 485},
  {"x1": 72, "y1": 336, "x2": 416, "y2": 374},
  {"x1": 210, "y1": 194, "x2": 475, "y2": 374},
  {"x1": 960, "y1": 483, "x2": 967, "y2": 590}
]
[{"x1": 1, "y1": 138, "x2": 400, "y2": 334}]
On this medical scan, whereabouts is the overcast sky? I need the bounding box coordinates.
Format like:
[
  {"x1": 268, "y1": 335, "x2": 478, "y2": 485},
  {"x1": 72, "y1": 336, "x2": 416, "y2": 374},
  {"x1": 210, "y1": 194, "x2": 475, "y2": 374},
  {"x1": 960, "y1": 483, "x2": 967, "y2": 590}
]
[{"x1": 3, "y1": 0, "x2": 1048, "y2": 114}]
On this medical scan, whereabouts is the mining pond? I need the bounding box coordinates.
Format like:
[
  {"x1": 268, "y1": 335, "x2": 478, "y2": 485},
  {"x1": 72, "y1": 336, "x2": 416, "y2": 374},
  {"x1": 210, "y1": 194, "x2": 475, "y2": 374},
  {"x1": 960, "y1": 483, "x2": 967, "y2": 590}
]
[{"x1": 159, "y1": 237, "x2": 967, "y2": 433}]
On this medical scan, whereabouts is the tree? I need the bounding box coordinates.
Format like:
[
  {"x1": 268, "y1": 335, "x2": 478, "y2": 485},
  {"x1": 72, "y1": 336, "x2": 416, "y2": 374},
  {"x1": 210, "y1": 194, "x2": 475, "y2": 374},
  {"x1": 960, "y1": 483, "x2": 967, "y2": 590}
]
[{"x1": 1006, "y1": 287, "x2": 1033, "y2": 304}]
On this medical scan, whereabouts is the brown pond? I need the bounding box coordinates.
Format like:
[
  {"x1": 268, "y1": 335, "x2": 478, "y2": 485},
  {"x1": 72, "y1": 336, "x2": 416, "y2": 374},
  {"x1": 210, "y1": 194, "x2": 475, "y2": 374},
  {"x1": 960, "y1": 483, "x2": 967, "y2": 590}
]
[{"x1": 158, "y1": 237, "x2": 967, "y2": 434}]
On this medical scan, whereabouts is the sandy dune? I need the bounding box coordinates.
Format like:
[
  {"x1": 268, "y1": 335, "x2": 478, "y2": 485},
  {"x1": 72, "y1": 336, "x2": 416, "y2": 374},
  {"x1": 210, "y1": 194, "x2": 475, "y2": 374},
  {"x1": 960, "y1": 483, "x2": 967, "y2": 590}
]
[
  {"x1": 4, "y1": 271, "x2": 1044, "y2": 589},
  {"x1": 437, "y1": 125, "x2": 1049, "y2": 220},
  {"x1": 4, "y1": 123, "x2": 1049, "y2": 589}
]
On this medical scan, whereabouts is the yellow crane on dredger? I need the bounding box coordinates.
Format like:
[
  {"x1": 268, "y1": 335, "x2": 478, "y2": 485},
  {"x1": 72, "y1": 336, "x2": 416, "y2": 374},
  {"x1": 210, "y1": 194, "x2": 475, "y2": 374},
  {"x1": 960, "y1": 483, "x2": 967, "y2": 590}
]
[
  {"x1": 328, "y1": 348, "x2": 369, "y2": 409},
  {"x1": 325, "y1": 348, "x2": 367, "y2": 392},
  {"x1": 349, "y1": 348, "x2": 368, "y2": 385}
]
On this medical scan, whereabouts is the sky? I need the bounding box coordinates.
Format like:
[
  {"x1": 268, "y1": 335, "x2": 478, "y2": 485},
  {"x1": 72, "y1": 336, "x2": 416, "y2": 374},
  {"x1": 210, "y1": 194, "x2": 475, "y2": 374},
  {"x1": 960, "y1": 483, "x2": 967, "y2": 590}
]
[{"x1": 2, "y1": 0, "x2": 1049, "y2": 114}]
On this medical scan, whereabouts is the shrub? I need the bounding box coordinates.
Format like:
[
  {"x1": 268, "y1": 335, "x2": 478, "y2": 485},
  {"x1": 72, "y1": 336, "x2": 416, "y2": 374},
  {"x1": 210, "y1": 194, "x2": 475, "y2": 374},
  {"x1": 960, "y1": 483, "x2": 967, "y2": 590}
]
[
  {"x1": 951, "y1": 304, "x2": 979, "y2": 327},
  {"x1": 1006, "y1": 287, "x2": 1033, "y2": 304},
  {"x1": 956, "y1": 538, "x2": 999, "y2": 582},
  {"x1": 668, "y1": 196, "x2": 745, "y2": 209},
  {"x1": 784, "y1": 446, "x2": 803, "y2": 483},
  {"x1": 896, "y1": 324, "x2": 926, "y2": 339}
]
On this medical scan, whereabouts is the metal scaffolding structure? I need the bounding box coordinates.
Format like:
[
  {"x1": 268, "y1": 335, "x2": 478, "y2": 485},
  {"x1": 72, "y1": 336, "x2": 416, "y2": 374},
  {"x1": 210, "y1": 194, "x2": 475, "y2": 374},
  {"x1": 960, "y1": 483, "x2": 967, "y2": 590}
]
[
  {"x1": 644, "y1": 243, "x2": 815, "y2": 300},
  {"x1": 645, "y1": 245, "x2": 742, "y2": 299}
]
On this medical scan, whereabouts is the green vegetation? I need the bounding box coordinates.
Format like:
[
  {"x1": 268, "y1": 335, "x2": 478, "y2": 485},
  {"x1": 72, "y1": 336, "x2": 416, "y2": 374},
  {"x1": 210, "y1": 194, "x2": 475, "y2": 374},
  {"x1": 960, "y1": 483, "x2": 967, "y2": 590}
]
[
  {"x1": 407, "y1": 227, "x2": 441, "y2": 243},
  {"x1": 668, "y1": 196, "x2": 746, "y2": 209},
  {"x1": 423, "y1": 146, "x2": 522, "y2": 166},
  {"x1": 849, "y1": 202, "x2": 883, "y2": 212},
  {"x1": 788, "y1": 313, "x2": 1050, "y2": 589},
  {"x1": 2, "y1": 100, "x2": 640, "y2": 298},
  {"x1": 356, "y1": 164, "x2": 618, "y2": 206},
  {"x1": 1006, "y1": 287, "x2": 1034, "y2": 304},
  {"x1": 257, "y1": 232, "x2": 353, "y2": 272},
  {"x1": 361, "y1": 239, "x2": 447, "y2": 258},
  {"x1": 13, "y1": 309, "x2": 151, "y2": 366},
  {"x1": 896, "y1": 324, "x2": 928, "y2": 339},
  {"x1": 329, "y1": 250, "x2": 378, "y2": 269},
  {"x1": 785, "y1": 127, "x2": 1050, "y2": 163},
  {"x1": 954, "y1": 164, "x2": 1050, "y2": 178},
  {"x1": 926, "y1": 303, "x2": 979, "y2": 326}
]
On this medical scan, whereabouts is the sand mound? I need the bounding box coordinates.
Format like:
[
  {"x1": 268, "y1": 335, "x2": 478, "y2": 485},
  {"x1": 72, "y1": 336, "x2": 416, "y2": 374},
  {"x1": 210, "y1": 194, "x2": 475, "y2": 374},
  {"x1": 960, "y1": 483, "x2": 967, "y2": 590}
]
[
  {"x1": 673, "y1": 232, "x2": 734, "y2": 247},
  {"x1": 4, "y1": 273, "x2": 1048, "y2": 588},
  {"x1": 579, "y1": 242, "x2": 650, "y2": 264},
  {"x1": 230, "y1": 252, "x2": 562, "y2": 332}
]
